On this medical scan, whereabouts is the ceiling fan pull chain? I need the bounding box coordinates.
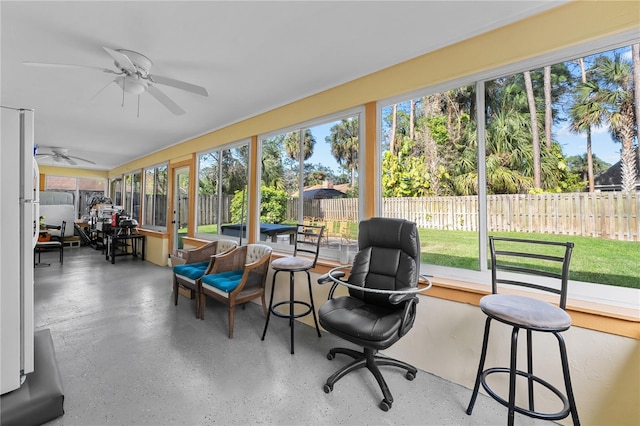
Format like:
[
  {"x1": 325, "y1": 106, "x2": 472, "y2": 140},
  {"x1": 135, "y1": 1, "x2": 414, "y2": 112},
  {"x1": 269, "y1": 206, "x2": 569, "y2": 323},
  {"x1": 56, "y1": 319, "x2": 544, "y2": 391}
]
[
  {"x1": 137, "y1": 95, "x2": 140, "y2": 118},
  {"x1": 122, "y1": 78, "x2": 125, "y2": 107}
]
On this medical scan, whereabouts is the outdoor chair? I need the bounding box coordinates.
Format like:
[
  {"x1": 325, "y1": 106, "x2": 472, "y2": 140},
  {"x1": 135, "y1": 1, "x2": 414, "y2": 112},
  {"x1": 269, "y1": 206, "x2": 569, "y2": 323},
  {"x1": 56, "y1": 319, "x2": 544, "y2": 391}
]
[
  {"x1": 172, "y1": 239, "x2": 238, "y2": 318},
  {"x1": 199, "y1": 244, "x2": 273, "y2": 338}
]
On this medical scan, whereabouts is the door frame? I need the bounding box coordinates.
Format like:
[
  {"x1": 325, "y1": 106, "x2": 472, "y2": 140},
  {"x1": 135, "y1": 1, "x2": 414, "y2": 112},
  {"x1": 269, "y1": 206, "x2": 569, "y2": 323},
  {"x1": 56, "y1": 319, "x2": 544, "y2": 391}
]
[{"x1": 168, "y1": 157, "x2": 195, "y2": 254}]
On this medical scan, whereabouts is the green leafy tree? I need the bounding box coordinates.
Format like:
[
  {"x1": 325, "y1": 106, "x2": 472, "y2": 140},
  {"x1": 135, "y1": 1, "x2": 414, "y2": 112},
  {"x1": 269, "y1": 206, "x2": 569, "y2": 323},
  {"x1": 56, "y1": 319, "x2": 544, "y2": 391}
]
[{"x1": 229, "y1": 186, "x2": 289, "y2": 224}]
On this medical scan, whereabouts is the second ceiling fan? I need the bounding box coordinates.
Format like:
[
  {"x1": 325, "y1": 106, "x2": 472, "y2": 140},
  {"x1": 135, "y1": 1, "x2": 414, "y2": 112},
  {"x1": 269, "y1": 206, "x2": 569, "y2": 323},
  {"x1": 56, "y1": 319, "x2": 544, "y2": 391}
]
[{"x1": 24, "y1": 47, "x2": 209, "y2": 115}]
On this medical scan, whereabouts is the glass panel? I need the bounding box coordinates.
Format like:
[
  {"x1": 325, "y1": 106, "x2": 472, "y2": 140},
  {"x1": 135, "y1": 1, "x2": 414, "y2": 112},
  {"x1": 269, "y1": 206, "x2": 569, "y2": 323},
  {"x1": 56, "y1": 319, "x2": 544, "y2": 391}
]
[
  {"x1": 381, "y1": 87, "x2": 479, "y2": 270},
  {"x1": 260, "y1": 115, "x2": 360, "y2": 251},
  {"x1": 223, "y1": 145, "x2": 249, "y2": 240},
  {"x1": 110, "y1": 178, "x2": 122, "y2": 206},
  {"x1": 154, "y1": 165, "x2": 168, "y2": 227},
  {"x1": 197, "y1": 151, "x2": 220, "y2": 235},
  {"x1": 486, "y1": 45, "x2": 639, "y2": 288},
  {"x1": 131, "y1": 172, "x2": 141, "y2": 222}
]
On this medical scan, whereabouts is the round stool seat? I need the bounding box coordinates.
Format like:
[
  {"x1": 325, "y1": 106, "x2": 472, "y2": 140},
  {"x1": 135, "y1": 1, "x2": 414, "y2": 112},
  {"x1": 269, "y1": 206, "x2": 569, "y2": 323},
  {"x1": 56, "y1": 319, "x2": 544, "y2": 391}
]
[
  {"x1": 480, "y1": 294, "x2": 571, "y2": 331},
  {"x1": 272, "y1": 255, "x2": 313, "y2": 271}
]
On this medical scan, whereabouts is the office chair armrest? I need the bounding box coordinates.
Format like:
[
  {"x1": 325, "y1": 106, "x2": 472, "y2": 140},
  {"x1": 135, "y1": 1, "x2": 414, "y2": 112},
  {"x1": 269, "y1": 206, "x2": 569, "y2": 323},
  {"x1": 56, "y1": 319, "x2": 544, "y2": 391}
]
[{"x1": 321, "y1": 267, "x2": 432, "y2": 298}]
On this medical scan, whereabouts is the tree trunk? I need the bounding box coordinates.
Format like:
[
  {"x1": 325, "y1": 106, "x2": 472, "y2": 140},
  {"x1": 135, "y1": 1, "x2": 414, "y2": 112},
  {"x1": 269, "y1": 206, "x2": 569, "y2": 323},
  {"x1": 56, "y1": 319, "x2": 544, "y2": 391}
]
[
  {"x1": 544, "y1": 66, "x2": 552, "y2": 149},
  {"x1": 410, "y1": 99, "x2": 415, "y2": 141},
  {"x1": 524, "y1": 71, "x2": 541, "y2": 188},
  {"x1": 390, "y1": 104, "x2": 397, "y2": 155},
  {"x1": 579, "y1": 58, "x2": 595, "y2": 192},
  {"x1": 632, "y1": 44, "x2": 640, "y2": 160}
]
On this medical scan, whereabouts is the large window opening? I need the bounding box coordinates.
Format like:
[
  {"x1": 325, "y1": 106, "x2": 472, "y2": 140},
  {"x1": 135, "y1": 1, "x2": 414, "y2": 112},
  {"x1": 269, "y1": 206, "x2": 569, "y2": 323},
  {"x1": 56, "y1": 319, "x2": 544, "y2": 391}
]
[
  {"x1": 259, "y1": 111, "x2": 361, "y2": 256},
  {"x1": 143, "y1": 163, "x2": 168, "y2": 229},
  {"x1": 379, "y1": 43, "x2": 639, "y2": 291},
  {"x1": 195, "y1": 140, "x2": 249, "y2": 240},
  {"x1": 44, "y1": 175, "x2": 106, "y2": 219}
]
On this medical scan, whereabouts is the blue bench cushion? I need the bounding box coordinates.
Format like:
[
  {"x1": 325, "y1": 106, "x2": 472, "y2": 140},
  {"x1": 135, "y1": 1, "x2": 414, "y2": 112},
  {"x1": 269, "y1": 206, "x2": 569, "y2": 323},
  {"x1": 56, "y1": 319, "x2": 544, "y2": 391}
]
[
  {"x1": 201, "y1": 270, "x2": 244, "y2": 293},
  {"x1": 173, "y1": 261, "x2": 210, "y2": 280}
]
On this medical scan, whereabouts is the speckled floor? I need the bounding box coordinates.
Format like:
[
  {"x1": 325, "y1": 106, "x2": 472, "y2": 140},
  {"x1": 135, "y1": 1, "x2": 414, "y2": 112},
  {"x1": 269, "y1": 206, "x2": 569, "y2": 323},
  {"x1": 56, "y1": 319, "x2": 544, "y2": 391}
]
[{"x1": 34, "y1": 247, "x2": 552, "y2": 425}]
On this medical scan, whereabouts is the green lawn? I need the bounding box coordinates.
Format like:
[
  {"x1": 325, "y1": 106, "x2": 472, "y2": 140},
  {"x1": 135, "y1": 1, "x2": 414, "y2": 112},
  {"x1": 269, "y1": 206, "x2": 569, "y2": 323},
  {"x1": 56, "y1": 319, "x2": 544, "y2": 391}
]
[{"x1": 419, "y1": 229, "x2": 640, "y2": 289}]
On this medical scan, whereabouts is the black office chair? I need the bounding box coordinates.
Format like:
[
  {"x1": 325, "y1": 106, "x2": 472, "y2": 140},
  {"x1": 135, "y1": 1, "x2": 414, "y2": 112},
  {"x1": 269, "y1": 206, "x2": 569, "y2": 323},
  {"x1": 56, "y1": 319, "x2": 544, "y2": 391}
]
[
  {"x1": 35, "y1": 221, "x2": 66, "y2": 266},
  {"x1": 466, "y1": 236, "x2": 580, "y2": 426},
  {"x1": 317, "y1": 217, "x2": 431, "y2": 411},
  {"x1": 261, "y1": 224, "x2": 324, "y2": 354}
]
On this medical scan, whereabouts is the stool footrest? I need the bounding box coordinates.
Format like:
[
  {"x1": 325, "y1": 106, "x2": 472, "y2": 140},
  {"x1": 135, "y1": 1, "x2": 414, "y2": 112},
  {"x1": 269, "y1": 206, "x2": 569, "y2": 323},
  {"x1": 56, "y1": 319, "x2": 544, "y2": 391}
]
[
  {"x1": 271, "y1": 300, "x2": 313, "y2": 319},
  {"x1": 480, "y1": 367, "x2": 570, "y2": 421}
]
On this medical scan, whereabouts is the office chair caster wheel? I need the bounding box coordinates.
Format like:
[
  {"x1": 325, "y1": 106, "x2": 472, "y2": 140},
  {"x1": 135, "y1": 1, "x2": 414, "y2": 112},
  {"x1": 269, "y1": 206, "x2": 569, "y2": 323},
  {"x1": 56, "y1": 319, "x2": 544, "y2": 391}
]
[
  {"x1": 380, "y1": 399, "x2": 392, "y2": 411},
  {"x1": 323, "y1": 383, "x2": 333, "y2": 393},
  {"x1": 326, "y1": 353, "x2": 334, "y2": 360},
  {"x1": 405, "y1": 371, "x2": 416, "y2": 381}
]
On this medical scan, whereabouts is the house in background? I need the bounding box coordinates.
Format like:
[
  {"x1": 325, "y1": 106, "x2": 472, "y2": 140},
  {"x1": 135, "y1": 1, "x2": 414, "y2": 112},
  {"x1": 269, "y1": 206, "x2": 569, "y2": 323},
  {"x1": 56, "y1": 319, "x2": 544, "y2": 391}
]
[{"x1": 594, "y1": 149, "x2": 640, "y2": 191}]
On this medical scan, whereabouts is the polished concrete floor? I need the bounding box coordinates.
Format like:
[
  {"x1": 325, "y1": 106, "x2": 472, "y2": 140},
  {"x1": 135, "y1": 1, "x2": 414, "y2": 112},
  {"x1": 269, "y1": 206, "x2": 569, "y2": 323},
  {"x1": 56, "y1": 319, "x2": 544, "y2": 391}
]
[{"x1": 34, "y1": 247, "x2": 553, "y2": 425}]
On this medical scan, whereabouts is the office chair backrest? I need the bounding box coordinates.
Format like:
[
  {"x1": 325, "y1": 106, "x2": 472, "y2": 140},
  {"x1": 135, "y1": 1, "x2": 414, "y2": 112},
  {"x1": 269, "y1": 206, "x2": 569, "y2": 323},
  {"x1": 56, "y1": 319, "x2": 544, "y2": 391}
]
[
  {"x1": 349, "y1": 218, "x2": 420, "y2": 307},
  {"x1": 489, "y1": 236, "x2": 574, "y2": 309}
]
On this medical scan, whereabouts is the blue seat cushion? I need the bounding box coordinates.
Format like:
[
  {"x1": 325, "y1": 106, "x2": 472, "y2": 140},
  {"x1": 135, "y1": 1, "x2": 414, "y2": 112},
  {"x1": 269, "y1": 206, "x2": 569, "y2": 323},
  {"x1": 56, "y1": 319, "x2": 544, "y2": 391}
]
[
  {"x1": 173, "y1": 261, "x2": 210, "y2": 280},
  {"x1": 201, "y1": 270, "x2": 244, "y2": 293}
]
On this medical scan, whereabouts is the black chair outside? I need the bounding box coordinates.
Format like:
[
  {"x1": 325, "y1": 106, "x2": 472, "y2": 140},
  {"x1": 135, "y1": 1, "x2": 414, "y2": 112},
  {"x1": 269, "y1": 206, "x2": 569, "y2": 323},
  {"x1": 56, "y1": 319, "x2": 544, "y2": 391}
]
[
  {"x1": 261, "y1": 224, "x2": 325, "y2": 354},
  {"x1": 466, "y1": 236, "x2": 580, "y2": 426},
  {"x1": 35, "y1": 221, "x2": 66, "y2": 266},
  {"x1": 317, "y1": 217, "x2": 431, "y2": 411}
]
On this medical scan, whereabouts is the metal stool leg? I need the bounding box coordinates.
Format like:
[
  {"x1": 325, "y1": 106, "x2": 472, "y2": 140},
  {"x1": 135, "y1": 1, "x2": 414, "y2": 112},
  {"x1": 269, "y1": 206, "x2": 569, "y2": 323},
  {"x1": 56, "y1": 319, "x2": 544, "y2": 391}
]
[
  {"x1": 305, "y1": 270, "x2": 321, "y2": 337},
  {"x1": 556, "y1": 332, "x2": 581, "y2": 426},
  {"x1": 261, "y1": 270, "x2": 279, "y2": 341},
  {"x1": 467, "y1": 316, "x2": 492, "y2": 415}
]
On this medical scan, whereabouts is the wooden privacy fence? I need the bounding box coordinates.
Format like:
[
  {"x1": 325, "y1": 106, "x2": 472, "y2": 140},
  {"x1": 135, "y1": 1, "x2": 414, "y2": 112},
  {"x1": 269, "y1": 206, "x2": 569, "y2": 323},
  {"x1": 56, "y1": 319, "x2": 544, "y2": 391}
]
[{"x1": 286, "y1": 192, "x2": 639, "y2": 242}]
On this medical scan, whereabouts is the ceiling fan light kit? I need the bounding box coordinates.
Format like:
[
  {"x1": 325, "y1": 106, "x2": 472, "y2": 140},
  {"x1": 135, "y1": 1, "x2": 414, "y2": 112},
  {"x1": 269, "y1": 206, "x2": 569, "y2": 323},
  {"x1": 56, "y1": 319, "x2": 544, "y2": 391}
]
[{"x1": 24, "y1": 47, "x2": 208, "y2": 116}]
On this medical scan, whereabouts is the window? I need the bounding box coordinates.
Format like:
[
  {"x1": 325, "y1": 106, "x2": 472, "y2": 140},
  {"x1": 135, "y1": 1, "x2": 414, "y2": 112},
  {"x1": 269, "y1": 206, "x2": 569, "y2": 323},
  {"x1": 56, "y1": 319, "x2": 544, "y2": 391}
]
[
  {"x1": 143, "y1": 164, "x2": 168, "y2": 229},
  {"x1": 378, "y1": 42, "x2": 639, "y2": 291},
  {"x1": 110, "y1": 177, "x2": 122, "y2": 207},
  {"x1": 381, "y1": 86, "x2": 479, "y2": 272},
  {"x1": 45, "y1": 175, "x2": 106, "y2": 219},
  {"x1": 259, "y1": 111, "x2": 361, "y2": 256},
  {"x1": 195, "y1": 141, "x2": 249, "y2": 240},
  {"x1": 123, "y1": 171, "x2": 141, "y2": 222}
]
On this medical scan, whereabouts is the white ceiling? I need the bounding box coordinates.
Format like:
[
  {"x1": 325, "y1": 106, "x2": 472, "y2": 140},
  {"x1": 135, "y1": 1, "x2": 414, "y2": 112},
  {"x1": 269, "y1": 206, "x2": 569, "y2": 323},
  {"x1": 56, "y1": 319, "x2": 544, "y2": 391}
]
[{"x1": 1, "y1": 1, "x2": 566, "y2": 171}]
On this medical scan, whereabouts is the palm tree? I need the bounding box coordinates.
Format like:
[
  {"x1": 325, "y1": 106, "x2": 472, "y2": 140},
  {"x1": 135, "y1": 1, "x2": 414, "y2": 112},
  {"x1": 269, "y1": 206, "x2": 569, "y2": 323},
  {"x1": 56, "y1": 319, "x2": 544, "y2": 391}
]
[
  {"x1": 589, "y1": 53, "x2": 637, "y2": 192},
  {"x1": 569, "y1": 58, "x2": 600, "y2": 192},
  {"x1": 284, "y1": 129, "x2": 315, "y2": 162},
  {"x1": 524, "y1": 70, "x2": 542, "y2": 189},
  {"x1": 326, "y1": 118, "x2": 359, "y2": 186}
]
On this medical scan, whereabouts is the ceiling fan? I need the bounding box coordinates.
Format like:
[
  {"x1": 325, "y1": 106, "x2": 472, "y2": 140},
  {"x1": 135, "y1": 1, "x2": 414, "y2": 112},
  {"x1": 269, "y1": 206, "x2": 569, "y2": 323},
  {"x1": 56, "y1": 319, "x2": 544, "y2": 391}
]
[
  {"x1": 24, "y1": 47, "x2": 208, "y2": 115},
  {"x1": 36, "y1": 147, "x2": 96, "y2": 166}
]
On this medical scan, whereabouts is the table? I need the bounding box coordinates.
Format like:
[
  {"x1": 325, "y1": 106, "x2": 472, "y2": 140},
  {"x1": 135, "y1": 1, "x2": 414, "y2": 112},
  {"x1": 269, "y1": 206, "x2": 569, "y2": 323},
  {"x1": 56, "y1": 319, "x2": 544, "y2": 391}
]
[
  {"x1": 221, "y1": 223, "x2": 297, "y2": 244},
  {"x1": 105, "y1": 233, "x2": 146, "y2": 264}
]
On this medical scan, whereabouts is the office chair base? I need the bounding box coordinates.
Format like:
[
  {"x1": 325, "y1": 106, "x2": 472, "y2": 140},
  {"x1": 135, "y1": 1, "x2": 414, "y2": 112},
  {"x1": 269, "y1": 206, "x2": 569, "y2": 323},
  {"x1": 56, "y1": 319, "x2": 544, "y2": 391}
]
[{"x1": 323, "y1": 347, "x2": 417, "y2": 411}]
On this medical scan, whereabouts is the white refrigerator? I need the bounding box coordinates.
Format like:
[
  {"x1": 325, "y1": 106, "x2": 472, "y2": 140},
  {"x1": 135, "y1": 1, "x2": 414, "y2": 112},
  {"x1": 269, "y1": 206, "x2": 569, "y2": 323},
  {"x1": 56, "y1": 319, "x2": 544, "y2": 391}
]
[{"x1": 1, "y1": 106, "x2": 39, "y2": 395}]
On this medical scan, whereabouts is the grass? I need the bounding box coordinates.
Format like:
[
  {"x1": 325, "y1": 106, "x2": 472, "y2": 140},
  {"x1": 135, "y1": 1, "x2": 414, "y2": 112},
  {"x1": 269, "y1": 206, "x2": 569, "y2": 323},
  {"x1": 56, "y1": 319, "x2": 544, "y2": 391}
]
[{"x1": 419, "y1": 229, "x2": 639, "y2": 289}]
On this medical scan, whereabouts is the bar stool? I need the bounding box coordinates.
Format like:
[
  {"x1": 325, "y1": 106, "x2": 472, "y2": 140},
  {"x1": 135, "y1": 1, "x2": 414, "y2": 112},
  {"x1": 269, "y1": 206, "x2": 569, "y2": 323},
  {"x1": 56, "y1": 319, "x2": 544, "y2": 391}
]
[
  {"x1": 261, "y1": 224, "x2": 324, "y2": 354},
  {"x1": 466, "y1": 236, "x2": 580, "y2": 426}
]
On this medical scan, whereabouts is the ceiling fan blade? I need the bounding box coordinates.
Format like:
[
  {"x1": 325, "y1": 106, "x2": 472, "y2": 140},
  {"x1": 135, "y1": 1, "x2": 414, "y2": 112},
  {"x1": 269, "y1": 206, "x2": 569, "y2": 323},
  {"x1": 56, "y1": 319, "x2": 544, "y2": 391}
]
[
  {"x1": 103, "y1": 47, "x2": 136, "y2": 74},
  {"x1": 67, "y1": 155, "x2": 96, "y2": 165},
  {"x1": 64, "y1": 157, "x2": 78, "y2": 166},
  {"x1": 35, "y1": 153, "x2": 53, "y2": 159},
  {"x1": 23, "y1": 61, "x2": 119, "y2": 74},
  {"x1": 148, "y1": 74, "x2": 208, "y2": 97},
  {"x1": 146, "y1": 85, "x2": 186, "y2": 115}
]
